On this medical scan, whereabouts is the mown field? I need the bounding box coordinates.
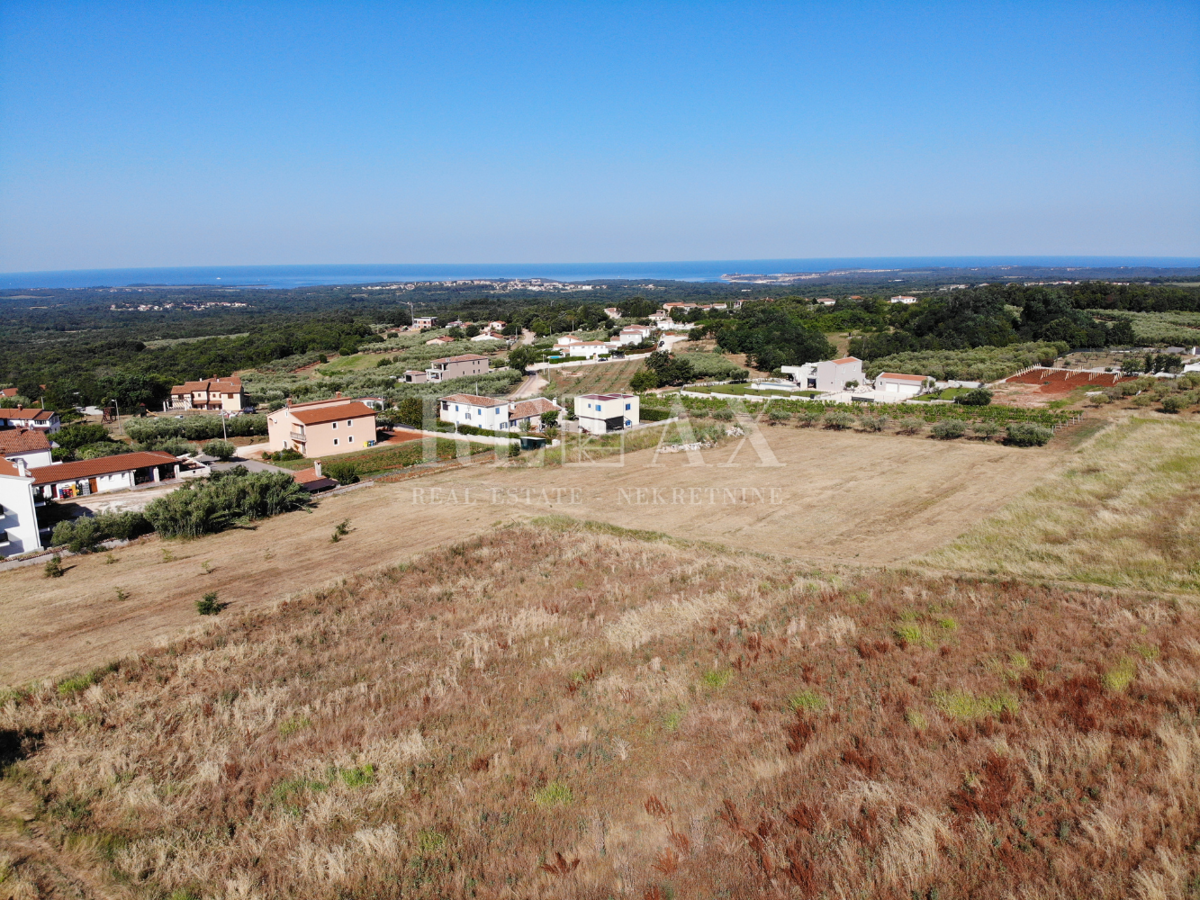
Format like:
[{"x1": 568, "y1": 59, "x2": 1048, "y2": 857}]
[{"x1": 2, "y1": 521, "x2": 1198, "y2": 899}]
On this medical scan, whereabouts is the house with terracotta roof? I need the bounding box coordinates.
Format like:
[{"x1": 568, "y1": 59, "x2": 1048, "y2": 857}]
[
  {"x1": 0, "y1": 456, "x2": 42, "y2": 555},
  {"x1": 0, "y1": 408, "x2": 61, "y2": 434},
  {"x1": 29, "y1": 451, "x2": 180, "y2": 501},
  {"x1": 781, "y1": 357, "x2": 865, "y2": 393},
  {"x1": 169, "y1": 376, "x2": 247, "y2": 412},
  {"x1": 0, "y1": 387, "x2": 19, "y2": 399},
  {"x1": 266, "y1": 396, "x2": 378, "y2": 457},
  {"x1": 292, "y1": 460, "x2": 339, "y2": 493},
  {"x1": 425, "y1": 335, "x2": 455, "y2": 346},
  {"x1": 0, "y1": 428, "x2": 53, "y2": 468},
  {"x1": 874, "y1": 372, "x2": 929, "y2": 396},
  {"x1": 438, "y1": 394, "x2": 561, "y2": 432}
]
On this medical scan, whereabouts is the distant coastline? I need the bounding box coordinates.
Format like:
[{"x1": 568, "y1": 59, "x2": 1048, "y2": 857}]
[{"x1": 3, "y1": 257, "x2": 1200, "y2": 291}]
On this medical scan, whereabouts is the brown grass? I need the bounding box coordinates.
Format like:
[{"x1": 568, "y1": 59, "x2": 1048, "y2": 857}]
[{"x1": 2, "y1": 522, "x2": 1199, "y2": 898}]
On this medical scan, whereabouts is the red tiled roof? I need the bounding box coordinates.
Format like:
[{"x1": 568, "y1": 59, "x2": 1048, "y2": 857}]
[
  {"x1": 171, "y1": 377, "x2": 242, "y2": 395},
  {"x1": 0, "y1": 408, "x2": 56, "y2": 421},
  {"x1": 289, "y1": 401, "x2": 376, "y2": 426},
  {"x1": 510, "y1": 398, "x2": 559, "y2": 419},
  {"x1": 0, "y1": 428, "x2": 51, "y2": 454},
  {"x1": 30, "y1": 451, "x2": 178, "y2": 485},
  {"x1": 0, "y1": 457, "x2": 24, "y2": 477},
  {"x1": 431, "y1": 354, "x2": 488, "y2": 364},
  {"x1": 293, "y1": 468, "x2": 338, "y2": 490},
  {"x1": 831, "y1": 357, "x2": 861, "y2": 365},
  {"x1": 878, "y1": 372, "x2": 925, "y2": 382},
  {"x1": 0, "y1": 388, "x2": 18, "y2": 398}
]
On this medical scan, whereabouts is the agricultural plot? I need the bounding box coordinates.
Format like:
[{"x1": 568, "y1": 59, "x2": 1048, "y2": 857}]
[
  {"x1": 543, "y1": 359, "x2": 645, "y2": 398},
  {"x1": 1087, "y1": 308, "x2": 1200, "y2": 346},
  {"x1": 1004, "y1": 367, "x2": 1132, "y2": 393}
]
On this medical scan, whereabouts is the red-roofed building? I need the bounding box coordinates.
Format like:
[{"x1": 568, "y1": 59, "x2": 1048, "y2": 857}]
[
  {"x1": 266, "y1": 395, "x2": 378, "y2": 458},
  {"x1": 169, "y1": 376, "x2": 247, "y2": 412},
  {"x1": 0, "y1": 408, "x2": 61, "y2": 434},
  {"x1": 0, "y1": 428, "x2": 53, "y2": 468},
  {"x1": 875, "y1": 372, "x2": 929, "y2": 396},
  {"x1": 438, "y1": 394, "x2": 561, "y2": 432},
  {"x1": 30, "y1": 451, "x2": 180, "y2": 500}
]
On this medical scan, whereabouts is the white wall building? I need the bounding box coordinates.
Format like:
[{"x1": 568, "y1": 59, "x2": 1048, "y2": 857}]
[
  {"x1": 438, "y1": 394, "x2": 560, "y2": 431},
  {"x1": 889, "y1": 295, "x2": 918, "y2": 304},
  {"x1": 0, "y1": 429, "x2": 54, "y2": 469},
  {"x1": 781, "y1": 357, "x2": 865, "y2": 392},
  {"x1": 615, "y1": 325, "x2": 654, "y2": 346},
  {"x1": 574, "y1": 393, "x2": 639, "y2": 434},
  {"x1": 874, "y1": 372, "x2": 927, "y2": 395},
  {"x1": 0, "y1": 456, "x2": 42, "y2": 555},
  {"x1": 30, "y1": 451, "x2": 181, "y2": 501},
  {"x1": 569, "y1": 341, "x2": 613, "y2": 359}
]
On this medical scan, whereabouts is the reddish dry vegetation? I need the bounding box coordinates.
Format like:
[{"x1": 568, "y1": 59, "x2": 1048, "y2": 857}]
[
  {"x1": 1004, "y1": 367, "x2": 1133, "y2": 393},
  {"x1": 1, "y1": 521, "x2": 1199, "y2": 899}
]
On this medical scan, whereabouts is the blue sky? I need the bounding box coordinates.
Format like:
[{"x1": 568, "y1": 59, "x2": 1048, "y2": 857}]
[{"x1": 1, "y1": 0, "x2": 1197, "y2": 271}]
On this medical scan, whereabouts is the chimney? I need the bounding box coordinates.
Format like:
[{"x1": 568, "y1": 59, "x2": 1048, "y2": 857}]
[
  {"x1": 314, "y1": 460, "x2": 322, "y2": 478},
  {"x1": 335, "y1": 391, "x2": 343, "y2": 399},
  {"x1": 15, "y1": 457, "x2": 29, "y2": 477}
]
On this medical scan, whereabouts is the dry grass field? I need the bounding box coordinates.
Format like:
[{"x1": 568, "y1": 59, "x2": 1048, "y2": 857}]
[
  {"x1": 2, "y1": 522, "x2": 1198, "y2": 899},
  {"x1": 924, "y1": 418, "x2": 1200, "y2": 593},
  {"x1": 0, "y1": 427, "x2": 1052, "y2": 686}
]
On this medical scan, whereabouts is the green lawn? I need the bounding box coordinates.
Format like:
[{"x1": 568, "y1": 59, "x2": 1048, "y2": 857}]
[{"x1": 911, "y1": 387, "x2": 970, "y2": 402}]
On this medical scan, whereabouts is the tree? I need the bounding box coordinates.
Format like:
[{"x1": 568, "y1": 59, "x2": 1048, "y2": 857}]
[
  {"x1": 540, "y1": 410, "x2": 559, "y2": 428},
  {"x1": 464, "y1": 323, "x2": 481, "y2": 338},
  {"x1": 203, "y1": 439, "x2": 236, "y2": 460},
  {"x1": 397, "y1": 396, "x2": 424, "y2": 429},
  {"x1": 954, "y1": 388, "x2": 993, "y2": 407},
  {"x1": 324, "y1": 460, "x2": 360, "y2": 484},
  {"x1": 507, "y1": 345, "x2": 536, "y2": 373},
  {"x1": 630, "y1": 370, "x2": 659, "y2": 392}
]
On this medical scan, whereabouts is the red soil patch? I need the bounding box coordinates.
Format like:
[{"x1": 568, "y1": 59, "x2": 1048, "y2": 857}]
[
  {"x1": 1004, "y1": 367, "x2": 1133, "y2": 394},
  {"x1": 376, "y1": 428, "x2": 423, "y2": 445}
]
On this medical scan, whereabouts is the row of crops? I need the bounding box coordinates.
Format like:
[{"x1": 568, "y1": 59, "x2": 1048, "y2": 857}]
[{"x1": 643, "y1": 392, "x2": 1077, "y2": 430}]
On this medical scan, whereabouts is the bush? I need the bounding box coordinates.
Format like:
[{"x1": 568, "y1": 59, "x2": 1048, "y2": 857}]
[
  {"x1": 766, "y1": 408, "x2": 791, "y2": 424},
  {"x1": 931, "y1": 419, "x2": 967, "y2": 440},
  {"x1": 265, "y1": 448, "x2": 303, "y2": 462},
  {"x1": 1161, "y1": 395, "x2": 1186, "y2": 414},
  {"x1": 858, "y1": 414, "x2": 888, "y2": 432},
  {"x1": 797, "y1": 408, "x2": 824, "y2": 427},
  {"x1": 323, "y1": 460, "x2": 360, "y2": 484},
  {"x1": 196, "y1": 591, "x2": 221, "y2": 615},
  {"x1": 640, "y1": 407, "x2": 671, "y2": 422},
  {"x1": 1004, "y1": 423, "x2": 1054, "y2": 447},
  {"x1": 954, "y1": 388, "x2": 994, "y2": 406},
  {"x1": 823, "y1": 410, "x2": 854, "y2": 430},
  {"x1": 44, "y1": 555, "x2": 64, "y2": 578},
  {"x1": 397, "y1": 396, "x2": 425, "y2": 429},
  {"x1": 53, "y1": 423, "x2": 112, "y2": 451},
  {"x1": 203, "y1": 439, "x2": 236, "y2": 460},
  {"x1": 144, "y1": 468, "x2": 311, "y2": 539},
  {"x1": 51, "y1": 511, "x2": 152, "y2": 552},
  {"x1": 970, "y1": 421, "x2": 1001, "y2": 440},
  {"x1": 897, "y1": 417, "x2": 924, "y2": 435}
]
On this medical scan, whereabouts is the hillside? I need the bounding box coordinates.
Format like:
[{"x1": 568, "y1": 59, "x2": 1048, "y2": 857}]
[{"x1": 2, "y1": 518, "x2": 1199, "y2": 899}]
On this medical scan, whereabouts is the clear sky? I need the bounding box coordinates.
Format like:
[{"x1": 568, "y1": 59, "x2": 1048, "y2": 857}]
[{"x1": 1, "y1": 0, "x2": 1197, "y2": 272}]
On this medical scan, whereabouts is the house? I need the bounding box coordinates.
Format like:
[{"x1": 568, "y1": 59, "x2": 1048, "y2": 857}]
[
  {"x1": 0, "y1": 387, "x2": 18, "y2": 399},
  {"x1": 426, "y1": 353, "x2": 490, "y2": 383},
  {"x1": 266, "y1": 396, "x2": 378, "y2": 457},
  {"x1": 425, "y1": 335, "x2": 455, "y2": 346},
  {"x1": 0, "y1": 408, "x2": 61, "y2": 434},
  {"x1": 575, "y1": 393, "x2": 639, "y2": 434},
  {"x1": 413, "y1": 316, "x2": 438, "y2": 329},
  {"x1": 615, "y1": 325, "x2": 654, "y2": 346},
  {"x1": 554, "y1": 335, "x2": 585, "y2": 349},
  {"x1": 471, "y1": 330, "x2": 505, "y2": 342},
  {"x1": 0, "y1": 456, "x2": 42, "y2": 555},
  {"x1": 403, "y1": 370, "x2": 428, "y2": 384},
  {"x1": 358, "y1": 396, "x2": 387, "y2": 411},
  {"x1": 889, "y1": 295, "x2": 918, "y2": 305},
  {"x1": 815, "y1": 298, "x2": 836, "y2": 306},
  {"x1": 569, "y1": 341, "x2": 613, "y2": 359},
  {"x1": 875, "y1": 372, "x2": 927, "y2": 396},
  {"x1": 604, "y1": 307, "x2": 622, "y2": 319},
  {"x1": 438, "y1": 394, "x2": 561, "y2": 432},
  {"x1": 293, "y1": 460, "x2": 339, "y2": 493},
  {"x1": 487, "y1": 321, "x2": 506, "y2": 332},
  {"x1": 30, "y1": 451, "x2": 180, "y2": 500},
  {"x1": 781, "y1": 357, "x2": 865, "y2": 392},
  {"x1": 0, "y1": 429, "x2": 53, "y2": 468},
  {"x1": 169, "y1": 376, "x2": 247, "y2": 412}
]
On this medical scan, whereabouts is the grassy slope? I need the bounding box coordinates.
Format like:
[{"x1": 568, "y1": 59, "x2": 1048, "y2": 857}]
[
  {"x1": 2, "y1": 520, "x2": 1199, "y2": 899},
  {"x1": 923, "y1": 418, "x2": 1200, "y2": 592}
]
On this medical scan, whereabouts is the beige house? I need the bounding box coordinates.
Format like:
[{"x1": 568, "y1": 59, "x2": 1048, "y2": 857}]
[
  {"x1": 426, "y1": 353, "x2": 489, "y2": 383},
  {"x1": 267, "y1": 397, "x2": 378, "y2": 458},
  {"x1": 169, "y1": 376, "x2": 247, "y2": 412}
]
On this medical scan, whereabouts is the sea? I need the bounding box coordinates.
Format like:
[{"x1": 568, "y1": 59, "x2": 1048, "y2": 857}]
[{"x1": 3, "y1": 257, "x2": 1199, "y2": 290}]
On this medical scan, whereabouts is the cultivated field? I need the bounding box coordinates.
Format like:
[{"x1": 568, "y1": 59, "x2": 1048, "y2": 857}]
[
  {"x1": 543, "y1": 359, "x2": 646, "y2": 398},
  {"x1": 2, "y1": 523, "x2": 1197, "y2": 899},
  {"x1": 0, "y1": 427, "x2": 1054, "y2": 685}
]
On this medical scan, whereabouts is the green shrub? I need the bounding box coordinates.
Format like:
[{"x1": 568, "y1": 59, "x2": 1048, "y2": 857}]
[
  {"x1": 823, "y1": 410, "x2": 853, "y2": 430},
  {"x1": 44, "y1": 555, "x2": 64, "y2": 578},
  {"x1": 931, "y1": 419, "x2": 967, "y2": 440},
  {"x1": 640, "y1": 407, "x2": 671, "y2": 422},
  {"x1": 533, "y1": 781, "x2": 574, "y2": 807},
  {"x1": 196, "y1": 591, "x2": 221, "y2": 616},
  {"x1": 51, "y1": 511, "x2": 152, "y2": 552},
  {"x1": 323, "y1": 461, "x2": 360, "y2": 484},
  {"x1": 1004, "y1": 423, "x2": 1054, "y2": 447},
  {"x1": 954, "y1": 388, "x2": 994, "y2": 406},
  {"x1": 970, "y1": 421, "x2": 1001, "y2": 440},
  {"x1": 203, "y1": 439, "x2": 236, "y2": 460},
  {"x1": 1161, "y1": 395, "x2": 1186, "y2": 414},
  {"x1": 145, "y1": 468, "x2": 311, "y2": 539},
  {"x1": 787, "y1": 689, "x2": 826, "y2": 712},
  {"x1": 858, "y1": 414, "x2": 888, "y2": 432}
]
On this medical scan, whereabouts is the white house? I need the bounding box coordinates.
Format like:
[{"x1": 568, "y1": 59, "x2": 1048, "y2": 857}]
[
  {"x1": 30, "y1": 451, "x2": 181, "y2": 501},
  {"x1": 413, "y1": 316, "x2": 438, "y2": 328},
  {"x1": 615, "y1": 325, "x2": 654, "y2": 346},
  {"x1": 890, "y1": 296, "x2": 918, "y2": 305},
  {"x1": 603, "y1": 307, "x2": 622, "y2": 319},
  {"x1": 574, "y1": 393, "x2": 639, "y2": 434},
  {"x1": 781, "y1": 357, "x2": 865, "y2": 392},
  {"x1": 569, "y1": 341, "x2": 613, "y2": 359},
  {"x1": 815, "y1": 298, "x2": 836, "y2": 306},
  {"x1": 554, "y1": 335, "x2": 585, "y2": 351},
  {"x1": 0, "y1": 408, "x2": 61, "y2": 434},
  {"x1": 874, "y1": 372, "x2": 927, "y2": 396},
  {"x1": 0, "y1": 456, "x2": 42, "y2": 555},
  {"x1": 471, "y1": 331, "x2": 505, "y2": 342},
  {"x1": 438, "y1": 394, "x2": 561, "y2": 431},
  {"x1": 0, "y1": 429, "x2": 54, "y2": 469}
]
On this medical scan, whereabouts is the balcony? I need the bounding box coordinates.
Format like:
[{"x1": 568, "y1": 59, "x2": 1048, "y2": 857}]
[{"x1": 290, "y1": 431, "x2": 306, "y2": 443}]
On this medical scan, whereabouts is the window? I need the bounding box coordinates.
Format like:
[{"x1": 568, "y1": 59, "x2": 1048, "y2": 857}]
[
  {"x1": 332, "y1": 422, "x2": 337, "y2": 429},
  {"x1": 333, "y1": 438, "x2": 339, "y2": 446},
  {"x1": 625, "y1": 403, "x2": 631, "y2": 410},
  {"x1": 347, "y1": 420, "x2": 353, "y2": 426}
]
